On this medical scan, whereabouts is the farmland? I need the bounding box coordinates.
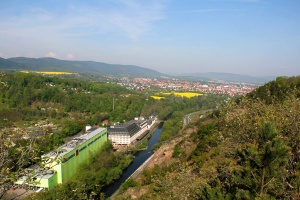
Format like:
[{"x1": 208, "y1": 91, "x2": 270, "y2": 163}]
[
  {"x1": 36, "y1": 71, "x2": 74, "y2": 75},
  {"x1": 151, "y1": 92, "x2": 204, "y2": 100},
  {"x1": 21, "y1": 71, "x2": 74, "y2": 75},
  {"x1": 150, "y1": 96, "x2": 165, "y2": 100}
]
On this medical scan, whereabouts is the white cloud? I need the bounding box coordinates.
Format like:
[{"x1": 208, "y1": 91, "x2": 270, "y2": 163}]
[
  {"x1": 46, "y1": 52, "x2": 59, "y2": 58},
  {"x1": 0, "y1": 0, "x2": 168, "y2": 55},
  {"x1": 107, "y1": 0, "x2": 166, "y2": 40},
  {"x1": 65, "y1": 53, "x2": 74, "y2": 60},
  {"x1": 62, "y1": 0, "x2": 167, "y2": 40}
]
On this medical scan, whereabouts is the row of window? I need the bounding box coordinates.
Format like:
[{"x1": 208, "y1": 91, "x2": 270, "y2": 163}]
[
  {"x1": 62, "y1": 153, "x2": 75, "y2": 163},
  {"x1": 88, "y1": 132, "x2": 104, "y2": 146},
  {"x1": 62, "y1": 132, "x2": 107, "y2": 163},
  {"x1": 79, "y1": 145, "x2": 86, "y2": 152}
]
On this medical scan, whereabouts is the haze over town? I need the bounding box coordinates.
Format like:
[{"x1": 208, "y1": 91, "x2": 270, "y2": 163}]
[{"x1": 0, "y1": 0, "x2": 299, "y2": 77}]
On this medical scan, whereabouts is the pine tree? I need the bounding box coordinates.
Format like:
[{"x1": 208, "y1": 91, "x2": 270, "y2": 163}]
[{"x1": 234, "y1": 121, "x2": 290, "y2": 198}]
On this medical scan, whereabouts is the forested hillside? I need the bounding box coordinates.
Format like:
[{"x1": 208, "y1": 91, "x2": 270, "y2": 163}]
[
  {"x1": 114, "y1": 76, "x2": 300, "y2": 199},
  {"x1": 0, "y1": 72, "x2": 227, "y2": 199},
  {"x1": 0, "y1": 72, "x2": 224, "y2": 128},
  {"x1": 0, "y1": 57, "x2": 164, "y2": 78},
  {"x1": 0, "y1": 72, "x2": 142, "y2": 126},
  {"x1": 247, "y1": 76, "x2": 300, "y2": 103}
]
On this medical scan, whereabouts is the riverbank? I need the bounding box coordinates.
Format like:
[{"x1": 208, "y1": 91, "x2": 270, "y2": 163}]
[
  {"x1": 111, "y1": 125, "x2": 198, "y2": 199},
  {"x1": 128, "y1": 121, "x2": 161, "y2": 152},
  {"x1": 104, "y1": 123, "x2": 163, "y2": 198}
]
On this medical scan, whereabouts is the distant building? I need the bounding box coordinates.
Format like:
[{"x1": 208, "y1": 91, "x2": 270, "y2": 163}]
[
  {"x1": 15, "y1": 127, "x2": 107, "y2": 189},
  {"x1": 102, "y1": 119, "x2": 109, "y2": 126},
  {"x1": 108, "y1": 117, "x2": 156, "y2": 145}
]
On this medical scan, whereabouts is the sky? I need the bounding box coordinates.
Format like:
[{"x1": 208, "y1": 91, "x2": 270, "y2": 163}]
[{"x1": 0, "y1": 0, "x2": 300, "y2": 77}]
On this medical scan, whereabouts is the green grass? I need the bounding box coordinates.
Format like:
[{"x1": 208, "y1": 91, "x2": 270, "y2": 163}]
[{"x1": 130, "y1": 138, "x2": 148, "y2": 151}]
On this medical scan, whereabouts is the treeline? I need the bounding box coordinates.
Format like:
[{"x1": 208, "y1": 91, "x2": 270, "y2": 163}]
[
  {"x1": 114, "y1": 76, "x2": 300, "y2": 199},
  {"x1": 0, "y1": 72, "x2": 130, "y2": 105},
  {"x1": 247, "y1": 76, "x2": 300, "y2": 103}
]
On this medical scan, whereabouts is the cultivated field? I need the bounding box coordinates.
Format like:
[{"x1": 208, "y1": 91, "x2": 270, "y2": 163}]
[
  {"x1": 36, "y1": 71, "x2": 74, "y2": 75},
  {"x1": 151, "y1": 92, "x2": 204, "y2": 100},
  {"x1": 21, "y1": 71, "x2": 74, "y2": 75},
  {"x1": 150, "y1": 96, "x2": 165, "y2": 100}
]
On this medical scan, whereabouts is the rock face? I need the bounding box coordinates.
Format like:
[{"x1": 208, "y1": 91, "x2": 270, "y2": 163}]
[
  {"x1": 147, "y1": 127, "x2": 197, "y2": 169},
  {"x1": 125, "y1": 188, "x2": 148, "y2": 199},
  {"x1": 112, "y1": 127, "x2": 198, "y2": 200},
  {"x1": 147, "y1": 141, "x2": 177, "y2": 169}
]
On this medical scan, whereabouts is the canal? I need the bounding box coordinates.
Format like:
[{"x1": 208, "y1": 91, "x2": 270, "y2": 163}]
[{"x1": 104, "y1": 122, "x2": 163, "y2": 197}]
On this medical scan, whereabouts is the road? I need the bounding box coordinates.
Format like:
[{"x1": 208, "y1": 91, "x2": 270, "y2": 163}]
[{"x1": 183, "y1": 109, "x2": 214, "y2": 126}]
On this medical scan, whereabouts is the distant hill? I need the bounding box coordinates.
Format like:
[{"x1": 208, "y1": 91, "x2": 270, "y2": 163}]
[
  {"x1": 0, "y1": 57, "x2": 21, "y2": 70},
  {"x1": 0, "y1": 57, "x2": 276, "y2": 83},
  {"x1": 0, "y1": 57, "x2": 165, "y2": 78},
  {"x1": 176, "y1": 72, "x2": 275, "y2": 84}
]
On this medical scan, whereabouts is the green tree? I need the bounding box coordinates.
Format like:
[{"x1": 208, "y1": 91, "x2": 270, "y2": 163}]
[
  {"x1": 61, "y1": 120, "x2": 82, "y2": 137},
  {"x1": 121, "y1": 178, "x2": 139, "y2": 192},
  {"x1": 235, "y1": 121, "x2": 290, "y2": 198},
  {"x1": 0, "y1": 128, "x2": 43, "y2": 198}
]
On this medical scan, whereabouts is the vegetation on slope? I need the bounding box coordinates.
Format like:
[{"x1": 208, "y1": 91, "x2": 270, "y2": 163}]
[
  {"x1": 0, "y1": 72, "x2": 224, "y2": 127},
  {"x1": 0, "y1": 72, "x2": 227, "y2": 198},
  {"x1": 0, "y1": 72, "x2": 137, "y2": 125},
  {"x1": 247, "y1": 76, "x2": 300, "y2": 103},
  {"x1": 0, "y1": 57, "x2": 164, "y2": 78},
  {"x1": 115, "y1": 76, "x2": 300, "y2": 199}
]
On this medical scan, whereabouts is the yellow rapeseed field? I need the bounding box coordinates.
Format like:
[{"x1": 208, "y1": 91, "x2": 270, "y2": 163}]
[
  {"x1": 21, "y1": 71, "x2": 74, "y2": 75},
  {"x1": 36, "y1": 71, "x2": 74, "y2": 75},
  {"x1": 162, "y1": 92, "x2": 203, "y2": 98},
  {"x1": 150, "y1": 96, "x2": 165, "y2": 100},
  {"x1": 151, "y1": 92, "x2": 204, "y2": 100}
]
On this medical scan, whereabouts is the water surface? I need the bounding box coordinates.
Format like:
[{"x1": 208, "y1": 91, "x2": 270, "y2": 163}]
[{"x1": 104, "y1": 123, "x2": 163, "y2": 197}]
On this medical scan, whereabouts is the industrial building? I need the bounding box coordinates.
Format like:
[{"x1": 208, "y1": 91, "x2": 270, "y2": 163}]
[
  {"x1": 107, "y1": 116, "x2": 156, "y2": 145},
  {"x1": 15, "y1": 127, "x2": 107, "y2": 189}
]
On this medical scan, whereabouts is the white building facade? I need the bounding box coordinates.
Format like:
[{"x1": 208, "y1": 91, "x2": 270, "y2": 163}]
[{"x1": 108, "y1": 117, "x2": 156, "y2": 145}]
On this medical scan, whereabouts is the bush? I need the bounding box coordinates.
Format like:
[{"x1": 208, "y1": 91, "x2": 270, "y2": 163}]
[{"x1": 121, "y1": 178, "x2": 139, "y2": 192}]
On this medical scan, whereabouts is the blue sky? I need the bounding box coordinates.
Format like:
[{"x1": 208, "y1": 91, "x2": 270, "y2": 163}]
[{"x1": 0, "y1": 0, "x2": 299, "y2": 76}]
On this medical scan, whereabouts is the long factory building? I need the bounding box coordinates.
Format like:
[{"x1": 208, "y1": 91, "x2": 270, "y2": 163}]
[{"x1": 15, "y1": 127, "x2": 107, "y2": 190}]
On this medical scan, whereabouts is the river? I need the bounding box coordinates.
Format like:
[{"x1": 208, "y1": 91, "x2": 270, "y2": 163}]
[{"x1": 104, "y1": 122, "x2": 163, "y2": 197}]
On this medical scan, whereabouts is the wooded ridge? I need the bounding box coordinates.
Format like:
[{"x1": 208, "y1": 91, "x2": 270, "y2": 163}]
[{"x1": 0, "y1": 57, "x2": 165, "y2": 78}]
